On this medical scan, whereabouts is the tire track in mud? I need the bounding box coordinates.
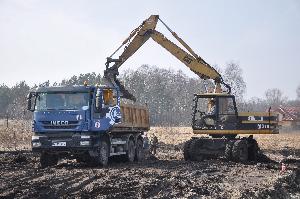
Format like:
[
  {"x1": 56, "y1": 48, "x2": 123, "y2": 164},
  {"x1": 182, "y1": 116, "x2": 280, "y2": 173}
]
[{"x1": 0, "y1": 148, "x2": 300, "y2": 199}]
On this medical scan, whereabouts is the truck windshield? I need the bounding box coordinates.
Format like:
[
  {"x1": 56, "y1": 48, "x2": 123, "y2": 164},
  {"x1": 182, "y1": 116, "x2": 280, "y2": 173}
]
[{"x1": 35, "y1": 92, "x2": 89, "y2": 111}]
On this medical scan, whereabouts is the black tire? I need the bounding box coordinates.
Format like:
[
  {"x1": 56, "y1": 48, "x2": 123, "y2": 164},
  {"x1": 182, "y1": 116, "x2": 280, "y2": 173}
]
[
  {"x1": 40, "y1": 153, "x2": 58, "y2": 168},
  {"x1": 224, "y1": 140, "x2": 235, "y2": 160},
  {"x1": 183, "y1": 139, "x2": 192, "y2": 161},
  {"x1": 76, "y1": 157, "x2": 84, "y2": 163},
  {"x1": 127, "y1": 139, "x2": 135, "y2": 162},
  {"x1": 189, "y1": 138, "x2": 205, "y2": 162},
  {"x1": 96, "y1": 140, "x2": 109, "y2": 166},
  {"x1": 76, "y1": 153, "x2": 92, "y2": 164},
  {"x1": 248, "y1": 139, "x2": 259, "y2": 161},
  {"x1": 135, "y1": 139, "x2": 144, "y2": 162},
  {"x1": 232, "y1": 140, "x2": 248, "y2": 163}
]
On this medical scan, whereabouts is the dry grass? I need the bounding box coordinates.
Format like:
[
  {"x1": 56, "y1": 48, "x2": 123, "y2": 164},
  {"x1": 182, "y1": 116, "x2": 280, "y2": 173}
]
[
  {"x1": 0, "y1": 121, "x2": 299, "y2": 152},
  {"x1": 148, "y1": 127, "x2": 193, "y2": 145},
  {"x1": 149, "y1": 127, "x2": 300, "y2": 151},
  {"x1": 254, "y1": 133, "x2": 300, "y2": 151},
  {"x1": 0, "y1": 120, "x2": 31, "y2": 151}
]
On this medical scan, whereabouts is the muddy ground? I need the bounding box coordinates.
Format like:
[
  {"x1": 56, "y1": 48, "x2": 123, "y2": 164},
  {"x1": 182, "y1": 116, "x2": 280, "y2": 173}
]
[{"x1": 0, "y1": 144, "x2": 299, "y2": 199}]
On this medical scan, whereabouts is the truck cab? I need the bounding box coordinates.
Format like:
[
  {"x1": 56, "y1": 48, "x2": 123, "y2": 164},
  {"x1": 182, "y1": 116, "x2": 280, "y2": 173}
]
[{"x1": 27, "y1": 85, "x2": 149, "y2": 168}]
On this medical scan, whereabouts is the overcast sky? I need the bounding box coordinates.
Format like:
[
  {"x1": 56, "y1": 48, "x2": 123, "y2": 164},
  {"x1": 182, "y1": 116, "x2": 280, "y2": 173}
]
[{"x1": 0, "y1": 0, "x2": 299, "y2": 100}]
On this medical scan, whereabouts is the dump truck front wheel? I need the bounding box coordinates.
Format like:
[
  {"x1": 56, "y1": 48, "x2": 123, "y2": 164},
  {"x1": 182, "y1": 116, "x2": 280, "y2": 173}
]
[{"x1": 96, "y1": 140, "x2": 109, "y2": 166}]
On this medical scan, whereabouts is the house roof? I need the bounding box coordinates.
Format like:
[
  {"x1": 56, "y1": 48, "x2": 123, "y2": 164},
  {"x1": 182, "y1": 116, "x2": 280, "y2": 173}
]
[{"x1": 275, "y1": 106, "x2": 300, "y2": 121}]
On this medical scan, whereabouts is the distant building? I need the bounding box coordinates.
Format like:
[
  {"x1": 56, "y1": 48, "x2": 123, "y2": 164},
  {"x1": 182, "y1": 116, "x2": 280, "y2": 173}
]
[{"x1": 275, "y1": 106, "x2": 300, "y2": 130}]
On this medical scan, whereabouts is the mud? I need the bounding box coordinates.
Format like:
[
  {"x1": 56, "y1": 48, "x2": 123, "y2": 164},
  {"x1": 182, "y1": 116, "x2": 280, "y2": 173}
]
[{"x1": 0, "y1": 144, "x2": 299, "y2": 199}]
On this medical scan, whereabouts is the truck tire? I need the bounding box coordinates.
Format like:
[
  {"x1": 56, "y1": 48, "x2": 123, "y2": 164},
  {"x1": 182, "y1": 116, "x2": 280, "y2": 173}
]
[
  {"x1": 183, "y1": 139, "x2": 192, "y2": 161},
  {"x1": 76, "y1": 153, "x2": 92, "y2": 164},
  {"x1": 76, "y1": 156, "x2": 84, "y2": 163},
  {"x1": 248, "y1": 139, "x2": 259, "y2": 161},
  {"x1": 40, "y1": 153, "x2": 58, "y2": 168},
  {"x1": 97, "y1": 140, "x2": 109, "y2": 166},
  {"x1": 127, "y1": 139, "x2": 135, "y2": 162},
  {"x1": 135, "y1": 139, "x2": 144, "y2": 162},
  {"x1": 232, "y1": 140, "x2": 248, "y2": 163},
  {"x1": 189, "y1": 138, "x2": 205, "y2": 161},
  {"x1": 224, "y1": 140, "x2": 235, "y2": 160}
]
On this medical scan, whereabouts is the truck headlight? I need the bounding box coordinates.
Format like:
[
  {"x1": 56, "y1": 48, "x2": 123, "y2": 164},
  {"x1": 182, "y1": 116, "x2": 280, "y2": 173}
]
[
  {"x1": 32, "y1": 135, "x2": 46, "y2": 140},
  {"x1": 80, "y1": 141, "x2": 90, "y2": 146},
  {"x1": 32, "y1": 142, "x2": 41, "y2": 147},
  {"x1": 32, "y1": 136, "x2": 40, "y2": 140}
]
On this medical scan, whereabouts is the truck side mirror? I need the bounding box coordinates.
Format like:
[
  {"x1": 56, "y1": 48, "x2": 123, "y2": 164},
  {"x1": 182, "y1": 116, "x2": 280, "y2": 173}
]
[
  {"x1": 95, "y1": 89, "x2": 103, "y2": 112},
  {"x1": 27, "y1": 93, "x2": 34, "y2": 112}
]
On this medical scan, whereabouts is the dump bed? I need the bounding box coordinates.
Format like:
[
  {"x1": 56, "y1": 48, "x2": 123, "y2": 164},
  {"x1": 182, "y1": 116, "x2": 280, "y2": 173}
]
[{"x1": 112, "y1": 104, "x2": 150, "y2": 132}]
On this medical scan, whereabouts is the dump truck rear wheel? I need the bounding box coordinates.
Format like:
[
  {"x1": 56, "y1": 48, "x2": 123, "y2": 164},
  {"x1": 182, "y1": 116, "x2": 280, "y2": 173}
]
[
  {"x1": 135, "y1": 139, "x2": 144, "y2": 162},
  {"x1": 96, "y1": 140, "x2": 109, "y2": 166},
  {"x1": 127, "y1": 139, "x2": 135, "y2": 162},
  {"x1": 183, "y1": 139, "x2": 193, "y2": 161},
  {"x1": 232, "y1": 140, "x2": 248, "y2": 162},
  {"x1": 40, "y1": 152, "x2": 58, "y2": 168}
]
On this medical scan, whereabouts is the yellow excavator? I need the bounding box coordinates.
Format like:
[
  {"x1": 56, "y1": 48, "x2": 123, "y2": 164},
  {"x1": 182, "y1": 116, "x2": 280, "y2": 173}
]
[{"x1": 104, "y1": 15, "x2": 279, "y2": 162}]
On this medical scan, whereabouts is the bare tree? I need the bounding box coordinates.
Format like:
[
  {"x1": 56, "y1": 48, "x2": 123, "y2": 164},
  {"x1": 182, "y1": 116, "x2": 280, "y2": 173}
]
[
  {"x1": 296, "y1": 84, "x2": 300, "y2": 100},
  {"x1": 241, "y1": 97, "x2": 268, "y2": 112},
  {"x1": 265, "y1": 88, "x2": 287, "y2": 109},
  {"x1": 6, "y1": 81, "x2": 30, "y2": 119},
  {"x1": 222, "y1": 61, "x2": 246, "y2": 103}
]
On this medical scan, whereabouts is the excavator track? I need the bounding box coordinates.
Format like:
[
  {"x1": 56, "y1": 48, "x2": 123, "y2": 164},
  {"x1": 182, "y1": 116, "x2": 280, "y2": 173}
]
[
  {"x1": 231, "y1": 140, "x2": 248, "y2": 163},
  {"x1": 187, "y1": 138, "x2": 207, "y2": 161},
  {"x1": 183, "y1": 139, "x2": 193, "y2": 160},
  {"x1": 184, "y1": 136, "x2": 260, "y2": 163},
  {"x1": 224, "y1": 140, "x2": 235, "y2": 160},
  {"x1": 247, "y1": 139, "x2": 259, "y2": 161}
]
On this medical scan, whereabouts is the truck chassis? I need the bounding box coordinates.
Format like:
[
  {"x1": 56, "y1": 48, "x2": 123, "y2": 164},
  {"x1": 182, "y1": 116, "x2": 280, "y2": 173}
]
[{"x1": 33, "y1": 131, "x2": 145, "y2": 168}]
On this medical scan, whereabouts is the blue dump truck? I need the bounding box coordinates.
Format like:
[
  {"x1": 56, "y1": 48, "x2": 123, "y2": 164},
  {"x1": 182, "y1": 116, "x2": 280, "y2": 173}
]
[{"x1": 27, "y1": 84, "x2": 150, "y2": 167}]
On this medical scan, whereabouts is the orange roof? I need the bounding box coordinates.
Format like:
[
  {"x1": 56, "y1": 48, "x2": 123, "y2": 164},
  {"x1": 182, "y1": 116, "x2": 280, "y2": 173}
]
[{"x1": 275, "y1": 106, "x2": 300, "y2": 121}]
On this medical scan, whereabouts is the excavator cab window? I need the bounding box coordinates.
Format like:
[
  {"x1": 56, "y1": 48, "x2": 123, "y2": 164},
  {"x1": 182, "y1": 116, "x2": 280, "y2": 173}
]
[
  {"x1": 192, "y1": 95, "x2": 238, "y2": 130},
  {"x1": 193, "y1": 96, "x2": 217, "y2": 129},
  {"x1": 217, "y1": 96, "x2": 238, "y2": 126}
]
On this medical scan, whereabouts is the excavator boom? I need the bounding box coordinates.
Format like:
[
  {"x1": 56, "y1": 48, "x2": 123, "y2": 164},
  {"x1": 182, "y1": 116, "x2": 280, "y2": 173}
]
[
  {"x1": 104, "y1": 15, "x2": 159, "y2": 77},
  {"x1": 149, "y1": 29, "x2": 220, "y2": 80},
  {"x1": 104, "y1": 15, "x2": 229, "y2": 100}
]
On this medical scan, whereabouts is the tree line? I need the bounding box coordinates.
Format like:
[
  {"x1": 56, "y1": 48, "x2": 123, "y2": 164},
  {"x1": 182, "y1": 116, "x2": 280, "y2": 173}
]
[{"x1": 0, "y1": 62, "x2": 298, "y2": 126}]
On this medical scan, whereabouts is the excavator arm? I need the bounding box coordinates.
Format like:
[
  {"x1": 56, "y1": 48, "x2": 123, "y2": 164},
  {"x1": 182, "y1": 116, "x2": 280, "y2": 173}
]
[{"x1": 104, "y1": 15, "x2": 230, "y2": 101}]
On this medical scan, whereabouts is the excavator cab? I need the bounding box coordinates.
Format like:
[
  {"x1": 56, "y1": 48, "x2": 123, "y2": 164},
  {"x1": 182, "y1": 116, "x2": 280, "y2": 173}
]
[{"x1": 192, "y1": 93, "x2": 238, "y2": 130}]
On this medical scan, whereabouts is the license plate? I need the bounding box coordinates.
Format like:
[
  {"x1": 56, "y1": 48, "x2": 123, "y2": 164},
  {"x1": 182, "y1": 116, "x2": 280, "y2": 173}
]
[{"x1": 52, "y1": 141, "x2": 66, "y2": 147}]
